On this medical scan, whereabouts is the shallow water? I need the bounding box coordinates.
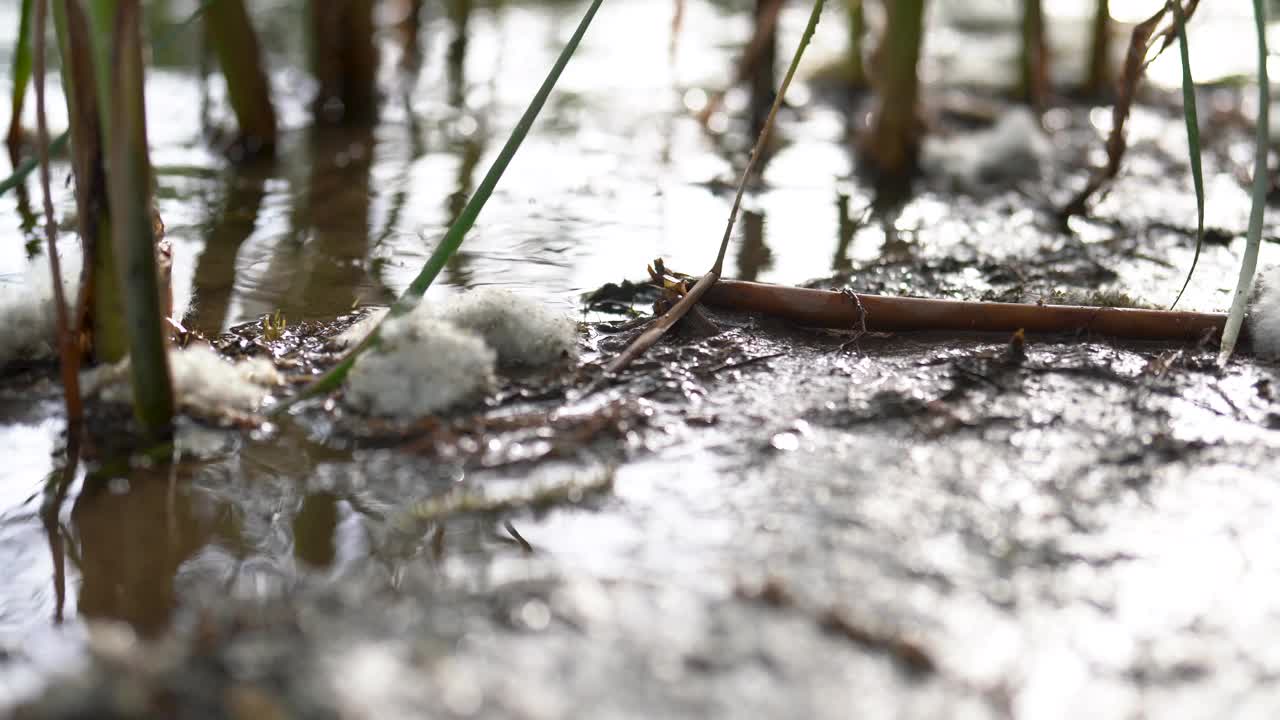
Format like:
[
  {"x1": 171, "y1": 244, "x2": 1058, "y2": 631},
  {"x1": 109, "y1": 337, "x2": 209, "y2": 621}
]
[{"x1": 2, "y1": 1, "x2": 1280, "y2": 717}]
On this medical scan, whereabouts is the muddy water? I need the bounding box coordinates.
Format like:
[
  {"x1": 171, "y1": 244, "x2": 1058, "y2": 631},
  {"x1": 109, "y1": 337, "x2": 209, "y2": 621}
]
[{"x1": 2, "y1": 1, "x2": 1280, "y2": 718}]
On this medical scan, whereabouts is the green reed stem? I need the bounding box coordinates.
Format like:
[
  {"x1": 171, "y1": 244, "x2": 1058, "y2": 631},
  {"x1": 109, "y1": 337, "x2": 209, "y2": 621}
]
[
  {"x1": 846, "y1": 0, "x2": 865, "y2": 87},
  {"x1": 864, "y1": 0, "x2": 926, "y2": 185},
  {"x1": 1219, "y1": 0, "x2": 1269, "y2": 363},
  {"x1": 54, "y1": 0, "x2": 129, "y2": 363},
  {"x1": 1169, "y1": 0, "x2": 1204, "y2": 310},
  {"x1": 274, "y1": 0, "x2": 605, "y2": 410},
  {"x1": 1, "y1": 0, "x2": 215, "y2": 199},
  {"x1": 1085, "y1": 0, "x2": 1111, "y2": 95},
  {"x1": 101, "y1": 1, "x2": 175, "y2": 437}
]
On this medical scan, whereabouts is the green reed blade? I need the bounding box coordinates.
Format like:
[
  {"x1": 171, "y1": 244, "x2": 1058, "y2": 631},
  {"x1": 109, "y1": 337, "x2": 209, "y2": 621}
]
[
  {"x1": 0, "y1": 0, "x2": 215, "y2": 199},
  {"x1": 103, "y1": 1, "x2": 175, "y2": 438},
  {"x1": 1219, "y1": 0, "x2": 1269, "y2": 363},
  {"x1": 395, "y1": 0, "x2": 604, "y2": 312},
  {"x1": 0, "y1": 130, "x2": 67, "y2": 195},
  {"x1": 1169, "y1": 0, "x2": 1204, "y2": 309},
  {"x1": 6, "y1": 0, "x2": 34, "y2": 149},
  {"x1": 273, "y1": 0, "x2": 606, "y2": 410}
]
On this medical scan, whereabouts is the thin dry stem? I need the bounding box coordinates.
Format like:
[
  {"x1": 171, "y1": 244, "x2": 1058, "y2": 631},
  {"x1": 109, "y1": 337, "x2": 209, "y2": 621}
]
[
  {"x1": 606, "y1": 0, "x2": 823, "y2": 376},
  {"x1": 1061, "y1": 0, "x2": 1201, "y2": 220},
  {"x1": 603, "y1": 271, "x2": 720, "y2": 374},
  {"x1": 34, "y1": 0, "x2": 83, "y2": 432},
  {"x1": 713, "y1": 0, "x2": 814, "y2": 275}
]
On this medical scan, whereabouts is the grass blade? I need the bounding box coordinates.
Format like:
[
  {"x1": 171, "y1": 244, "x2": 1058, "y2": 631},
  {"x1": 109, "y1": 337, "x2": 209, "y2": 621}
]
[
  {"x1": 1219, "y1": 0, "x2": 1269, "y2": 363},
  {"x1": 103, "y1": 0, "x2": 175, "y2": 437},
  {"x1": 1169, "y1": 0, "x2": 1204, "y2": 309},
  {"x1": 0, "y1": 0, "x2": 215, "y2": 200},
  {"x1": 395, "y1": 0, "x2": 603, "y2": 311},
  {"x1": 0, "y1": 131, "x2": 68, "y2": 196},
  {"x1": 274, "y1": 0, "x2": 606, "y2": 410},
  {"x1": 6, "y1": 0, "x2": 34, "y2": 155}
]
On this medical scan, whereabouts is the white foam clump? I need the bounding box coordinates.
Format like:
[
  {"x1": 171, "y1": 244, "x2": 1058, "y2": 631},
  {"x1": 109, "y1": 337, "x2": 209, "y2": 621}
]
[
  {"x1": 341, "y1": 288, "x2": 579, "y2": 418},
  {"x1": 345, "y1": 310, "x2": 497, "y2": 417},
  {"x1": 84, "y1": 344, "x2": 281, "y2": 415},
  {"x1": 921, "y1": 108, "x2": 1051, "y2": 190},
  {"x1": 0, "y1": 250, "x2": 82, "y2": 368},
  {"x1": 436, "y1": 287, "x2": 579, "y2": 367},
  {"x1": 1251, "y1": 265, "x2": 1280, "y2": 358}
]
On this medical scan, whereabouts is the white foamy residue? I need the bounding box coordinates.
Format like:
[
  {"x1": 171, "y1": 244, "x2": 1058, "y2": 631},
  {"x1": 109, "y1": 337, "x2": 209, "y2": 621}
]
[
  {"x1": 0, "y1": 250, "x2": 82, "y2": 367},
  {"x1": 83, "y1": 344, "x2": 282, "y2": 416},
  {"x1": 342, "y1": 289, "x2": 580, "y2": 417},
  {"x1": 345, "y1": 308, "x2": 497, "y2": 417},
  {"x1": 1250, "y1": 265, "x2": 1280, "y2": 358},
  {"x1": 436, "y1": 287, "x2": 579, "y2": 367},
  {"x1": 921, "y1": 108, "x2": 1050, "y2": 191}
]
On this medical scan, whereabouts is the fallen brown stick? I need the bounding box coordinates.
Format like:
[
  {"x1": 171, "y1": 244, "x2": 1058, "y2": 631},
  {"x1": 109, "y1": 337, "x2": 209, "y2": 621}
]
[{"x1": 703, "y1": 279, "x2": 1241, "y2": 343}]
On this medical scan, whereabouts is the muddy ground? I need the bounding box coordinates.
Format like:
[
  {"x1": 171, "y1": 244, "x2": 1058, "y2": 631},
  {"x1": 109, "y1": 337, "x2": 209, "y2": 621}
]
[
  {"x1": 11, "y1": 237, "x2": 1280, "y2": 719},
  {"x1": 4, "y1": 2, "x2": 1280, "y2": 718}
]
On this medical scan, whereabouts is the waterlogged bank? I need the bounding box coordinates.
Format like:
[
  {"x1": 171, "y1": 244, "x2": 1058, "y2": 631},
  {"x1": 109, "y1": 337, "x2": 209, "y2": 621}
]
[
  {"x1": 1, "y1": 1, "x2": 1279, "y2": 717},
  {"x1": 11, "y1": 294, "x2": 1280, "y2": 718}
]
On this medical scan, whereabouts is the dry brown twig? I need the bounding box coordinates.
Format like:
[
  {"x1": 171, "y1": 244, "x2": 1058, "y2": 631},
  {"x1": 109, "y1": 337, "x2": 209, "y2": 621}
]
[
  {"x1": 611, "y1": 2, "x2": 1228, "y2": 375},
  {"x1": 670, "y1": 0, "x2": 686, "y2": 63},
  {"x1": 702, "y1": 279, "x2": 1235, "y2": 344},
  {"x1": 1060, "y1": 0, "x2": 1202, "y2": 221}
]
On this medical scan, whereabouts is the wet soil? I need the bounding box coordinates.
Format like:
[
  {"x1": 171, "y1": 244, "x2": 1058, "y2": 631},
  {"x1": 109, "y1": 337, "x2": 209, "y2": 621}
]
[
  {"x1": 3, "y1": 1, "x2": 1280, "y2": 718},
  {"x1": 11, "y1": 273, "x2": 1280, "y2": 720}
]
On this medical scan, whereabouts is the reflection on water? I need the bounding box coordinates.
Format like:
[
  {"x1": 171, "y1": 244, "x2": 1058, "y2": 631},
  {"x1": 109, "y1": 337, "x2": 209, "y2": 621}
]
[
  {"x1": 299, "y1": 125, "x2": 381, "y2": 312},
  {"x1": 4, "y1": 0, "x2": 1257, "y2": 333},
  {"x1": 3, "y1": 0, "x2": 865, "y2": 330},
  {"x1": 0, "y1": 1, "x2": 1278, "y2": 713},
  {"x1": 736, "y1": 209, "x2": 771, "y2": 282},
  {"x1": 293, "y1": 491, "x2": 340, "y2": 569},
  {"x1": 72, "y1": 467, "x2": 224, "y2": 638},
  {"x1": 190, "y1": 166, "x2": 268, "y2": 334}
]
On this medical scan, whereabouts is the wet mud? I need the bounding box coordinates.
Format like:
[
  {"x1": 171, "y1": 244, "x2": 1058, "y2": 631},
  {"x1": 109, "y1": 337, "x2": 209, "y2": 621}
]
[
  {"x1": 11, "y1": 268, "x2": 1280, "y2": 718},
  {"x1": 3, "y1": 1, "x2": 1280, "y2": 718}
]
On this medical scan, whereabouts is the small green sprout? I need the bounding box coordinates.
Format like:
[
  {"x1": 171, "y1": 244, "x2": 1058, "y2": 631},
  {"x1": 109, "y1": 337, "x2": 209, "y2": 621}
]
[{"x1": 262, "y1": 309, "x2": 287, "y2": 342}]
